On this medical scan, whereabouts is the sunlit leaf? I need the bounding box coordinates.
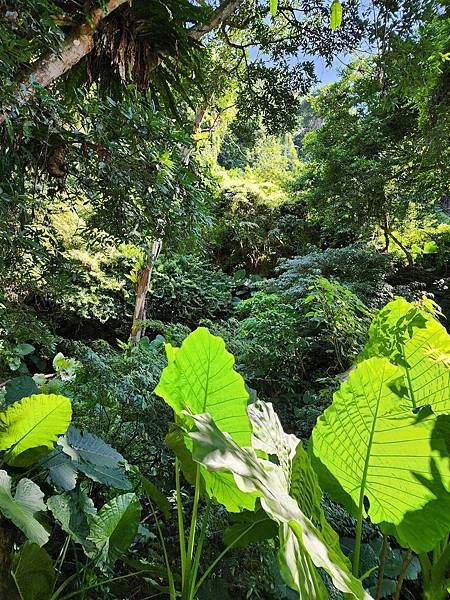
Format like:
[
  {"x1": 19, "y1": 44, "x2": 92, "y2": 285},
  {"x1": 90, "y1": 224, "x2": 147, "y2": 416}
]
[
  {"x1": 330, "y1": 0, "x2": 343, "y2": 30},
  {"x1": 156, "y1": 327, "x2": 257, "y2": 511},
  {"x1": 0, "y1": 394, "x2": 71, "y2": 466}
]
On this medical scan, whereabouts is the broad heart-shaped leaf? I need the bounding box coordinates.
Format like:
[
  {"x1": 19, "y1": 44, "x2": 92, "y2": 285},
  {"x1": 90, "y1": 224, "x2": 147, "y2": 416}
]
[
  {"x1": 12, "y1": 542, "x2": 55, "y2": 600},
  {"x1": 249, "y1": 400, "x2": 351, "y2": 598},
  {"x1": 155, "y1": 327, "x2": 257, "y2": 512},
  {"x1": 42, "y1": 446, "x2": 78, "y2": 491},
  {"x1": 0, "y1": 394, "x2": 72, "y2": 466},
  {"x1": 0, "y1": 470, "x2": 49, "y2": 546},
  {"x1": 61, "y1": 426, "x2": 126, "y2": 467},
  {"x1": 189, "y1": 411, "x2": 370, "y2": 600},
  {"x1": 50, "y1": 426, "x2": 132, "y2": 491},
  {"x1": 4, "y1": 376, "x2": 38, "y2": 406},
  {"x1": 364, "y1": 298, "x2": 450, "y2": 415},
  {"x1": 88, "y1": 493, "x2": 141, "y2": 565},
  {"x1": 310, "y1": 357, "x2": 450, "y2": 553},
  {"x1": 48, "y1": 491, "x2": 95, "y2": 547}
]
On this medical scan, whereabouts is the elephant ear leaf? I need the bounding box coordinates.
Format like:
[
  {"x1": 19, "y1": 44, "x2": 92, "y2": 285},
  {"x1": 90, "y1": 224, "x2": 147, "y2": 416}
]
[
  {"x1": 0, "y1": 470, "x2": 49, "y2": 546},
  {"x1": 365, "y1": 298, "x2": 450, "y2": 415},
  {"x1": 155, "y1": 327, "x2": 257, "y2": 511},
  {"x1": 310, "y1": 357, "x2": 450, "y2": 553},
  {"x1": 190, "y1": 410, "x2": 369, "y2": 599},
  {"x1": 0, "y1": 394, "x2": 72, "y2": 466},
  {"x1": 12, "y1": 542, "x2": 55, "y2": 600},
  {"x1": 249, "y1": 400, "x2": 351, "y2": 597},
  {"x1": 87, "y1": 493, "x2": 141, "y2": 565}
]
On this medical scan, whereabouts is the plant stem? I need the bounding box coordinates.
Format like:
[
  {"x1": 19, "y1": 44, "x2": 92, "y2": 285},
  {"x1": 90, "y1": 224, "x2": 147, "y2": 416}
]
[
  {"x1": 184, "y1": 464, "x2": 201, "y2": 598},
  {"x1": 393, "y1": 549, "x2": 412, "y2": 600},
  {"x1": 188, "y1": 499, "x2": 211, "y2": 600},
  {"x1": 149, "y1": 498, "x2": 176, "y2": 600},
  {"x1": 353, "y1": 508, "x2": 364, "y2": 577},
  {"x1": 175, "y1": 456, "x2": 187, "y2": 587},
  {"x1": 375, "y1": 534, "x2": 388, "y2": 600},
  {"x1": 194, "y1": 521, "x2": 257, "y2": 596},
  {"x1": 58, "y1": 570, "x2": 147, "y2": 600}
]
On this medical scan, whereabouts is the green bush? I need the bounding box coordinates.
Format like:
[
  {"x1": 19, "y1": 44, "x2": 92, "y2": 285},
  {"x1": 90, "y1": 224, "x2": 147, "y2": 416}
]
[
  {"x1": 148, "y1": 254, "x2": 234, "y2": 327},
  {"x1": 271, "y1": 243, "x2": 395, "y2": 306},
  {"x1": 219, "y1": 292, "x2": 310, "y2": 398},
  {"x1": 0, "y1": 295, "x2": 56, "y2": 378},
  {"x1": 60, "y1": 337, "x2": 172, "y2": 484}
]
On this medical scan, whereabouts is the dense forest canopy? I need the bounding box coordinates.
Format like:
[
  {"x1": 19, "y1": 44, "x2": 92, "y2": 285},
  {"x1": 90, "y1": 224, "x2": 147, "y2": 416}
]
[{"x1": 0, "y1": 1, "x2": 449, "y2": 599}]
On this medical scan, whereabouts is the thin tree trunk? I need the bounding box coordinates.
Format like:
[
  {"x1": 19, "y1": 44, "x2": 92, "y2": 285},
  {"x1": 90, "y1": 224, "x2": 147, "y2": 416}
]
[
  {"x1": 380, "y1": 215, "x2": 390, "y2": 252},
  {"x1": 129, "y1": 240, "x2": 162, "y2": 344},
  {"x1": 388, "y1": 231, "x2": 414, "y2": 267},
  {"x1": 0, "y1": 0, "x2": 244, "y2": 124}
]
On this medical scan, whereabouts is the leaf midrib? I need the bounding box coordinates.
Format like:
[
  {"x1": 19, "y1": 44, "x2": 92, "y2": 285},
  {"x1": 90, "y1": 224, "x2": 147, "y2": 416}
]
[{"x1": 357, "y1": 362, "x2": 386, "y2": 515}]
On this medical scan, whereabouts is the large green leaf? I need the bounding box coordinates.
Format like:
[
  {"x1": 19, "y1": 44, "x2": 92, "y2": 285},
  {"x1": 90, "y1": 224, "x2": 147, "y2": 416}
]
[
  {"x1": 135, "y1": 468, "x2": 171, "y2": 520},
  {"x1": 190, "y1": 410, "x2": 370, "y2": 599},
  {"x1": 51, "y1": 426, "x2": 132, "y2": 490},
  {"x1": 88, "y1": 493, "x2": 141, "y2": 564},
  {"x1": 155, "y1": 327, "x2": 257, "y2": 511},
  {"x1": 0, "y1": 470, "x2": 49, "y2": 546},
  {"x1": 43, "y1": 446, "x2": 78, "y2": 491},
  {"x1": 223, "y1": 507, "x2": 278, "y2": 548},
  {"x1": 4, "y1": 376, "x2": 38, "y2": 406},
  {"x1": 365, "y1": 298, "x2": 450, "y2": 415},
  {"x1": 48, "y1": 491, "x2": 94, "y2": 547},
  {"x1": 12, "y1": 542, "x2": 55, "y2": 600},
  {"x1": 310, "y1": 357, "x2": 450, "y2": 552},
  {"x1": 0, "y1": 394, "x2": 72, "y2": 466},
  {"x1": 249, "y1": 400, "x2": 352, "y2": 598}
]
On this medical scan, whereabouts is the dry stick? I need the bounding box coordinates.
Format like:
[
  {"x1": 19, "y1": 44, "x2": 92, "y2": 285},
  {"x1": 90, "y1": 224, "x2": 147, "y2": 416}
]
[
  {"x1": 375, "y1": 534, "x2": 389, "y2": 600},
  {"x1": 393, "y1": 549, "x2": 413, "y2": 600}
]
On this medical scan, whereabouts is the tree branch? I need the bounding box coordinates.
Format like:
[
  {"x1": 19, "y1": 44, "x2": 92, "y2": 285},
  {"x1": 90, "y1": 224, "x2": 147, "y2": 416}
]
[
  {"x1": 0, "y1": 0, "x2": 245, "y2": 123},
  {"x1": 0, "y1": 0, "x2": 129, "y2": 124}
]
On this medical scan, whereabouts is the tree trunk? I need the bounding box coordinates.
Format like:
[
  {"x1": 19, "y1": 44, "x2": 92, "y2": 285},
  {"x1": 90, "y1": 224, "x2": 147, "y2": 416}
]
[
  {"x1": 380, "y1": 215, "x2": 390, "y2": 252},
  {"x1": 0, "y1": 0, "x2": 244, "y2": 124},
  {"x1": 129, "y1": 240, "x2": 162, "y2": 344},
  {"x1": 388, "y1": 230, "x2": 414, "y2": 267},
  {"x1": 0, "y1": 0, "x2": 129, "y2": 124}
]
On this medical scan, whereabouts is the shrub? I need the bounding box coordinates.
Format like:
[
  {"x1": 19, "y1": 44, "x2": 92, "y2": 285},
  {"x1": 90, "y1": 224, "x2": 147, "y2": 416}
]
[
  {"x1": 148, "y1": 254, "x2": 234, "y2": 327},
  {"x1": 60, "y1": 337, "x2": 172, "y2": 484},
  {"x1": 219, "y1": 292, "x2": 311, "y2": 398},
  {"x1": 271, "y1": 242, "x2": 395, "y2": 306}
]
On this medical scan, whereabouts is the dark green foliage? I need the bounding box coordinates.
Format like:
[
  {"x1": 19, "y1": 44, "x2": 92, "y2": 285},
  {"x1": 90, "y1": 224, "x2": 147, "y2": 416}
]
[
  {"x1": 271, "y1": 243, "x2": 395, "y2": 306},
  {"x1": 0, "y1": 295, "x2": 56, "y2": 377},
  {"x1": 149, "y1": 254, "x2": 234, "y2": 327},
  {"x1": 223, "y1": 292, "x2": 310, "y2": 398},
  {"x1": 60, "y1": 338, "x2": 172, "y2": 483}
]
